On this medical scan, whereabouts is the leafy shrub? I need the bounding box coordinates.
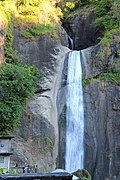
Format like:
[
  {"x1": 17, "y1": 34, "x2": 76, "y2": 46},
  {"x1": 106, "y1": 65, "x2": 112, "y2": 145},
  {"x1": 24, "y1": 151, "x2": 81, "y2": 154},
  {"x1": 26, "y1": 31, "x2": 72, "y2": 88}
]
[
  {"x1": 0, "y1": 64, "x2": 42, "y2": 135},
  {"x1": 95, "y1": 0, "x2": 119, "y2": 33}
]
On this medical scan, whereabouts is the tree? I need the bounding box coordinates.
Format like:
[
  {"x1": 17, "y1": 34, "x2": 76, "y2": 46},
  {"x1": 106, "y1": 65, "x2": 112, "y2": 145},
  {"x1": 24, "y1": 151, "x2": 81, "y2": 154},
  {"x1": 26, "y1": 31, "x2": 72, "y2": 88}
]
[
  {"x1": 37, "y1": 0, "x2": 62, "y2": 25},
  {"x1": 15, "y1": 0, "x2": 63, "y2": 24}
]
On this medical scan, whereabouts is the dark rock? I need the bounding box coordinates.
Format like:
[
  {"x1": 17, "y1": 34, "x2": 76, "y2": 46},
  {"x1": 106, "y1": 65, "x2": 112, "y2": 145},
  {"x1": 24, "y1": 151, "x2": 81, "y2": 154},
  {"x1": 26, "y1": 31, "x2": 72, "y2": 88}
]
[
  {"x1": 62, "y1": 8, "x2": 101, "y2": 50},
  {"x1": 83, "y1": 81, "x2": 120, "y2": 180},
  {"x1": 58, "y1": 106, "x2": 66, "y2": 169}
]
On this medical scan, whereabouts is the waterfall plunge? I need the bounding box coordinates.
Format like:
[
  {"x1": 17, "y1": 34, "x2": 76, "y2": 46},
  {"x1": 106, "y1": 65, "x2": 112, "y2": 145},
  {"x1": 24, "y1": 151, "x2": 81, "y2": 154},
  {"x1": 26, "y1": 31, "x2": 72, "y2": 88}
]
[{"x1": 65, "y1": 51, "x2": 84, "y2": 173}]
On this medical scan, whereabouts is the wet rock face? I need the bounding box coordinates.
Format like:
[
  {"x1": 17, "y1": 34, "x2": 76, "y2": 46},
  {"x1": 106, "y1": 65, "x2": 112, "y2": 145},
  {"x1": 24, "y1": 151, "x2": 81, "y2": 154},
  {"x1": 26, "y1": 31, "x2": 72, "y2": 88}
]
[
  {"x1": 84, "y1": 81, "x2": 120, "y2": 180},
  {"x1": 62, "y1": 9, "x2": 101, "y2": 50}
]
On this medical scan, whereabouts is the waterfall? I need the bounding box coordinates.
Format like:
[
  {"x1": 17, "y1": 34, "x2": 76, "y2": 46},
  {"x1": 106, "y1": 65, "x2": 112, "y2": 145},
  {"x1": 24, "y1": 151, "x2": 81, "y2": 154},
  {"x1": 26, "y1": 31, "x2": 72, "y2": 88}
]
[
  {"x1": 65, "y1": 50, "x2": 84, "y2": 173},
  {"x1": 68, "y1": 36, "x2": 73, "y2": 50}
]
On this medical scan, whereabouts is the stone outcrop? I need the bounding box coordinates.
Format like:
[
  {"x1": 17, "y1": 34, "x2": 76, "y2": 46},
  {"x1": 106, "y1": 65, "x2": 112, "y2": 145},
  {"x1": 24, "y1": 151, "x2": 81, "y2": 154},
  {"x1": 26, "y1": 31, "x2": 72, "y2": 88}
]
[
  {"x1": 11, "y1": 26, "x2": 70, "y2": 171},
  {"x1": 62, "y1": 7, "x2": 101, "y2": 50}
]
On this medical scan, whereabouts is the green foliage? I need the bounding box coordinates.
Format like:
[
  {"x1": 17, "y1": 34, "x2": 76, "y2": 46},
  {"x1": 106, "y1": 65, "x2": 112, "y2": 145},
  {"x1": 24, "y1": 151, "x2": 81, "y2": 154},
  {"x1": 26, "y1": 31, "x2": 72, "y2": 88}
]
[
  {"x1": 0, "y1": 63, "x2": 42, "y2": 135},
  {"x1": 82, "y1": 69, "x2": 120, "y2": 86},
  {"x1": 8, "y1": 168, "x2": 21, "y2": 174},
  {"x1": 82, "y1": 78, "x2": 91, "y2": 86},
  {"x1": 116, "y1": 49, "x2": 120, "y2": 57},
  {"x1": 20, "y1": 24, "x2": 58, "y2": 40},
  {"x1": 73, "y1": 169, "x2": 91, "y2": 180},
  {"x1": 57, "y1": 0, "x2": 80, "y2": 16},
  {"x1": 96, "y1": 28, "x2": 120, "y2": 61},
  {"x1": 5, "y1": 25, "x2": 22, "y2": 64},
  {"x1": 0, "y1": 168, "x2": 4, "y2": 174},
  {"x1": 92, "y1": 0, "x2": 120, "y2": 63},
  {"x1": 99, "y1": 69, "x2": 120, "y2": 85},
  {"x1": 39, "y1": 137, "x2": 53, "y2": 155},
  {"x1": 0, "y1": 0, "x2": 14, "y2": 22},
  {"x1": 100, "y1": 31, "x2": 111, "y2": 46},
  {"x1": 18, "y1": 0, "x2": 63, "y2": 25},
  {"x1": 0, "y1": 8, "x2": 43, "y2": 135},
  {"x1": 94, "y1": 0, "x2": 120, "y2": 35},
  {"x1": 0, "y1": 0, "x2": 63, "y2": 28}
]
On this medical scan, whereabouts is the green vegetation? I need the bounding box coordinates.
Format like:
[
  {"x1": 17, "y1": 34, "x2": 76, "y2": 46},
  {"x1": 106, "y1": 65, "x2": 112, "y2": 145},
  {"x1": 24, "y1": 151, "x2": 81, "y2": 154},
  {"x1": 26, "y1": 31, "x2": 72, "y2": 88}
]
[
  {"x1": 116, "y1": 49, "x2": 120, "y2": 57},
  {"x1": 95, "y1": 0, "x2": 120, "y2": 32},
  {"x1": 82, "y1": 69, "x2": 120, "y2": 87},
  {"x1": 8, "y1": 168, "x2": 21, "y2": 174},
  {"x1": 0, "y1": 3, "x2": 43, "y2": 135},
  {"x1": 0, "y1": 63, "x2": 42, "y2": 135},
  {"x1": 0, "y1": 168, "x2": 4, "y2": 174},
  {"x1": 73, "y1": 169, "x2": 91, "y2": 180},
  {"x1": 94, "y1": 0, "x2": 120, "y2": 57},
  {"x1": 0, "y1": 0, "x2": 63, "y2": 40},
  {"x1": 99, "y1": 69, "x2": 120, "y2": 85},
  {"x1": 39, "y1": 137, "x2": 53, "y2": 155},
  {"x1": 82, "y1": 78, "x2": 91, "y2": 86},
  {"x1": 20, "y1": 24, "x2": 58, "y2": 40},
  {"x1": 5, "y1": 23, "x2": 22, "y2": 64}
]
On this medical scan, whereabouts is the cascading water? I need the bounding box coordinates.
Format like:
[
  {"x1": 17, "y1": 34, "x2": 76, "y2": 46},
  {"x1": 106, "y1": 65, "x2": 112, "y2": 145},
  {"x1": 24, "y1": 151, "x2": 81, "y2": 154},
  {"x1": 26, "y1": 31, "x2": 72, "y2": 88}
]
[{"x1": 65, "y1": 51, "x2": 84, "y2": 173}]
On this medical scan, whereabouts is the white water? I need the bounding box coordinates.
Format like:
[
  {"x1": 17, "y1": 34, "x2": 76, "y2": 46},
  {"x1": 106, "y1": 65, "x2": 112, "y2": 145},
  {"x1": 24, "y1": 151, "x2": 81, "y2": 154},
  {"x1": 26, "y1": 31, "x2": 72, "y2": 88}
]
[{"x1": 65, "y1": 51, "x2": 84, "y2": 173}]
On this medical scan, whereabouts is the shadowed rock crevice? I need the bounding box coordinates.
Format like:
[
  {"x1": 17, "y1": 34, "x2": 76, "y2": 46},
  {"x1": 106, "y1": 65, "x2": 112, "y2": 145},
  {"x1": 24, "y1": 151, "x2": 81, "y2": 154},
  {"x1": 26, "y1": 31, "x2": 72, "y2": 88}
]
[{"x1": 62, "y1": 9, "x2": 102, "y2": 50}]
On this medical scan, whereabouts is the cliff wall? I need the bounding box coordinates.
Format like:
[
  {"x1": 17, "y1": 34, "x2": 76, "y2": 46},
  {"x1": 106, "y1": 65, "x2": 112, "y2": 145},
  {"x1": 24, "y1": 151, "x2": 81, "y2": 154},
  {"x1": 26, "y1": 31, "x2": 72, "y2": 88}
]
[
  {"x1": 10, "y1": 26, "x2": 69, "y2": 171},
  {"x1": 60, "y1": 7, "x2": 120, "y2": 180}
]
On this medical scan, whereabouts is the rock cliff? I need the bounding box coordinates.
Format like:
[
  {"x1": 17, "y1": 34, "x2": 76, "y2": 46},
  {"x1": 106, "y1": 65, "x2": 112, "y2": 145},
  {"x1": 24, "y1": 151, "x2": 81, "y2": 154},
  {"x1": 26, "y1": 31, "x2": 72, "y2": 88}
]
[
  {"x1": 10, "y1": 26, "x2": 70, "y2": 171},
  {"x1": 62, "y1": 6, "x2": 101, "y2": 50}
]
